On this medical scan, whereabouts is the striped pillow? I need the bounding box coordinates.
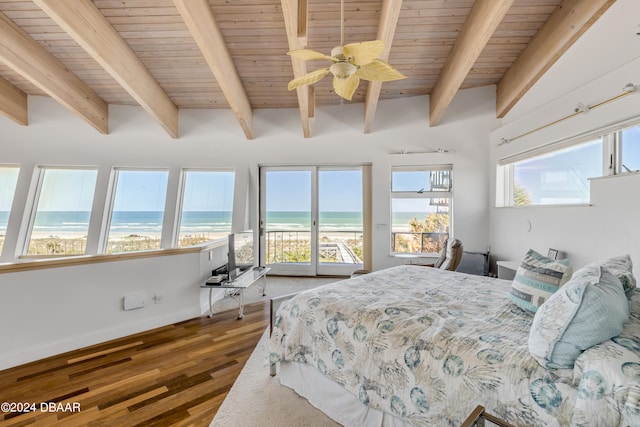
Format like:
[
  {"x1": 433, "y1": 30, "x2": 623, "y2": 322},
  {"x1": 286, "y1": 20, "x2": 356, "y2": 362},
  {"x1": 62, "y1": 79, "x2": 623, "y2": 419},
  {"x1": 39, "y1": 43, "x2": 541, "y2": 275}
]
[{"x1": 510, "y1": 249, "x2": 572, "y2": 313}]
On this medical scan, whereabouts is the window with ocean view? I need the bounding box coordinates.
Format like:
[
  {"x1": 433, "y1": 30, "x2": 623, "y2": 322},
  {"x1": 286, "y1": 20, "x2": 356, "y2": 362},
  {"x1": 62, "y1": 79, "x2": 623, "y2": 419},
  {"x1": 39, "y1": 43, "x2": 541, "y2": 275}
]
[
  {"x1": 106, "y1": 169, "x2": 169, "y2": 254},
  {"x1": 177, "y1": 170, "x2": 235, "y2": 247},
  {"x1": 391, "y1": 165, "x2": 451, "y2": 254},
  {"x1": 26, "y1": 168, "x2": 97, "y2": 256},
  {"x1": 0, "y1": 166, "x2": 20, "y2": 255}
]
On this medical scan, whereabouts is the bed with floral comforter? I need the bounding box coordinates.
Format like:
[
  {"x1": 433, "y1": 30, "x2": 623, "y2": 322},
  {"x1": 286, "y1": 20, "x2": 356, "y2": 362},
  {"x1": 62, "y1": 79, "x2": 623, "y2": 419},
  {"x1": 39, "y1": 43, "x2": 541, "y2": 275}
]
[{"x1": 269, "y1": 265, "x2": 640, "y2": 426}]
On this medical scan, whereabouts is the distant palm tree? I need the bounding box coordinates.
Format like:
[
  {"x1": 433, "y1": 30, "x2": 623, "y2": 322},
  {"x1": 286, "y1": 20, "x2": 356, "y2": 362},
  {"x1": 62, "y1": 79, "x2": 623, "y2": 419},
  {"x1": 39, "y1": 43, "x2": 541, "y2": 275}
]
[{"x1": 513, "y1": 183, "x2": 533, "y2": 206}]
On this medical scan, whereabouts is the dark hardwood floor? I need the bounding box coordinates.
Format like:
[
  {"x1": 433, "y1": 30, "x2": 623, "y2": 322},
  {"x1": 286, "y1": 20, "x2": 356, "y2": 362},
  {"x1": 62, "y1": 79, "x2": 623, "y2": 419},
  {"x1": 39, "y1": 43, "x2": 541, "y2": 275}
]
[{"x1": 0, "y1": 302, "x2": 269, "y2": 426}]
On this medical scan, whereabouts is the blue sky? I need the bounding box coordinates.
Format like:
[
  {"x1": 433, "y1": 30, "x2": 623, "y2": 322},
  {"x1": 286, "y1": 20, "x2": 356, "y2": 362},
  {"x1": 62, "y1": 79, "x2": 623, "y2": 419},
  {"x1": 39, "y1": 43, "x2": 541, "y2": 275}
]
[
  {"x1": 266, "y1": 169, "x2": 363, "y2": 212},
  {"x1": 37, "y1": 169, "x2": 97, "y2": 211},
  {"x1": 2, "y1": 131, "x2": 638, "y2": 214},
  {"x1": 0, "y1": 167, "x2": 19, "y2": 211},
  {"x1": 181, "y1": 171, "x2": 234, "y2": 212}
]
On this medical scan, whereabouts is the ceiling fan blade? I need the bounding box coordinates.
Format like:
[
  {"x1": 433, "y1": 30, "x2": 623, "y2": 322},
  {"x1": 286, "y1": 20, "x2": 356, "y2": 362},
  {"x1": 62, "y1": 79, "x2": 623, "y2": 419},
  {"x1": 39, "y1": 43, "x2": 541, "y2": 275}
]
[
  {"x1": 287, "y1": 68, "x2": 331, "y2": 90},
  {"x1": 343, "y1": 40, "x2": 385, "y2": 66},
  {"x1": 287, "y1": 49, "x2": 336, "y2": 62},
  {"x1": 333, "y1": 74, "x2": 360, "y2": 101},
  {"x1": 356, "y1": 59, "x2": 406, "y2": 82}
]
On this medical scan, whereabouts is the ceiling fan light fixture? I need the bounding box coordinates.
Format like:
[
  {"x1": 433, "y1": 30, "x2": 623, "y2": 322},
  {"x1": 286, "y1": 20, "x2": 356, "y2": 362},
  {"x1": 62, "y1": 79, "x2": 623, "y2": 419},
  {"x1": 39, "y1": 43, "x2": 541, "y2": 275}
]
[
  {"x1": 331, "y1": 46, "x2": 345, "y2": 60},
  {"x1": 330, "y1": 62, "x2": 357, "y2": 79}
]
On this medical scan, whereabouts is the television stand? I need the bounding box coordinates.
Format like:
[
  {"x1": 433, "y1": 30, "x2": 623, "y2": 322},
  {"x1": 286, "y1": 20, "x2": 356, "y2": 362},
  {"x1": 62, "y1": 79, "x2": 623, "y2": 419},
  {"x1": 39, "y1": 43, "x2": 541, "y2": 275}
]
[{"x1": 201, "y1": 266, "x2": 270, "y2": 319}]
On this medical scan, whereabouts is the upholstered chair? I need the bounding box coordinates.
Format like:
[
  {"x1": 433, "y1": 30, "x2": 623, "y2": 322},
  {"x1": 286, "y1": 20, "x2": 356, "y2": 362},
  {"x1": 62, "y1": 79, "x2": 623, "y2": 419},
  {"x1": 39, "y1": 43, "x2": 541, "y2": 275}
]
[{"x1": 421, "y1": 238, "x2": 463, "y2": 271}]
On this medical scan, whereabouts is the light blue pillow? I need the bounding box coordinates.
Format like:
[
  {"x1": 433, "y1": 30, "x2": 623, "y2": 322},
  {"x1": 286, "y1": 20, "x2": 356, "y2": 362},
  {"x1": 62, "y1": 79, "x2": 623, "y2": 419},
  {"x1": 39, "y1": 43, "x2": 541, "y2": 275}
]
[
  {"x1": 585, "y1": 254, "x2": 636, "y2": 296},
  {"x1": 510, "y1": 249, "x2": 573, "y2": 313},
  {"x1": 528, "y1": 265, "x2": 629, "y2": 369}
]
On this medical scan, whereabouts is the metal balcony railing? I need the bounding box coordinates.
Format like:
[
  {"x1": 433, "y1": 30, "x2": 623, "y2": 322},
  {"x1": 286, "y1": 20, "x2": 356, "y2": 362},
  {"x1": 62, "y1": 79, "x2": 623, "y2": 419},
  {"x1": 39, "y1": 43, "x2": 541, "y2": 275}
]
[
  {"x1": 391, "y1": 231, "x2": 448, "y2": 254},
  {"x1": 263, "y1": 230, "x2": 449, "y2": 264},
  {"x1": 265, "y1": 230, "x2": 363, "y2": 264}
]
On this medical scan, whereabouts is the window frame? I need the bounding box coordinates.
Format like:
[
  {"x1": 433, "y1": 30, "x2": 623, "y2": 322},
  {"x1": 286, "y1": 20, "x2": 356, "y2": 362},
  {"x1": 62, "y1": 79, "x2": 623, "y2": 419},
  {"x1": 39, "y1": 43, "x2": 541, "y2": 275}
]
[
  {"x1": 102, "y1": 167, "x2": 170, "y2": 254},
  {"x1": 497, "y1": 118, "x2": 640, "y2": 207},
  {"x1": 0, "y1": 165, "x2": 20, "y2": 256},
  {"x1": 390, "y1": 164, "x2": 453, "y2": 255},
  {"x1": 615, "y1": 123, "x2": 640, "y2": 174},
  {"x1": 174, "y1": 168, "x2": 236, "y2": 248},
  {"x1": 22, "y1": 166, "x2": 98, "y2": 256}
]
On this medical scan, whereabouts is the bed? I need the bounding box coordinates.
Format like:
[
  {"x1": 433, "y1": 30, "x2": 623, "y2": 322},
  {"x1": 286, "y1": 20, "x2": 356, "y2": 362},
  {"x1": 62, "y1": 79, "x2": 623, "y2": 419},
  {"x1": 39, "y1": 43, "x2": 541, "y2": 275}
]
[{"x1": 268, "y1": 265, "x2": 640, "y2": 426}]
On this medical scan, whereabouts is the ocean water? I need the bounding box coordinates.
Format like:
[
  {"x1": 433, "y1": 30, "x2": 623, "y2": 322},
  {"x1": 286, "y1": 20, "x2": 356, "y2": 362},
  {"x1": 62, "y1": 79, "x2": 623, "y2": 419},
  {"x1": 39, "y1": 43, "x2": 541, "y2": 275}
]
[
  {"x1": 0, "y1": 211, "x2": 233, "y2": 237},
  {"x1": 0, "y1": 210, "x2": 426, "y2": 236},
  {"x1": 266, "y1": 211, "x2": 425, "y2": 231}
]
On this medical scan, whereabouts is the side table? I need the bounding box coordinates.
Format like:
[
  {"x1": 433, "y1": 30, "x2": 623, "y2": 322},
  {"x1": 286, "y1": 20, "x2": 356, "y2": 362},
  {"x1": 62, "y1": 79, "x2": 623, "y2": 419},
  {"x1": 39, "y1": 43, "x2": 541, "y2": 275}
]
[
  {"x1": 201, "y1": 266, "x2": 270, "y2": 319},
  {"x1": 496, "y1": 260, "x2": 519, "y2": 280}
]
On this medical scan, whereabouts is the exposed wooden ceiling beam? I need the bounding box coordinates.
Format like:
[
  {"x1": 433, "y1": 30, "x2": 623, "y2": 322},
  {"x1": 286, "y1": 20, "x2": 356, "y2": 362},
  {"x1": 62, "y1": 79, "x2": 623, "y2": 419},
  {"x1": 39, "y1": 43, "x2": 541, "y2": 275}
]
[
  {"x1": 34, "y1": 0, "x2": 179, "y2": 139},
  {"x1": 281, "y1": 0, "x2": 312, "y2": 138},
  {"x1": 363, "y1": 0, "x2": 402, "y2": 134},
  {"x1": 0, "y1": 11, "x2": 108, "y2": 134},
  {"x1": 496, "y1": 0, "x2": 615, "y2": 118},
  {"x1": 429, "y1": 0, "x2": 514, "y2": 127},
  {"x1": 0, "y1": 77, "x2": 28, "y2": 126},
  {"x1": 174, "y1": 0, "x2": 253, "y2": 140}
]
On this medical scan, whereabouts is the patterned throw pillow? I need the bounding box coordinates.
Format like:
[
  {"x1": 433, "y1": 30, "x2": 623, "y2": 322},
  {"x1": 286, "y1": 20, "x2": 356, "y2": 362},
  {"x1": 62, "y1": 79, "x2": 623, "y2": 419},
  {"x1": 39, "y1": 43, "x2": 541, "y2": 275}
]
[
  {"x1": 510, "y1": 249, "x2": 572, "y2": 313},
  {"x1": 528, "y1": 265, "x2": 629, "y2": 369},
  {"x1": 585, "y1": 254, "x2": 636, "y2": 296}
]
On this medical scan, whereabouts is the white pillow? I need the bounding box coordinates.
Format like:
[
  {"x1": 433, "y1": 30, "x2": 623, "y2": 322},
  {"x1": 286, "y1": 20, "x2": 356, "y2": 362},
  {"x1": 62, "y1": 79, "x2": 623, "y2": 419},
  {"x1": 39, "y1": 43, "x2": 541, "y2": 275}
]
[
  {"x1": 585, "y1": 254, "x2": 636, "y2": 296},
  {"x1": 528, "y1": 265, "x2": 629, "y2": 369}
]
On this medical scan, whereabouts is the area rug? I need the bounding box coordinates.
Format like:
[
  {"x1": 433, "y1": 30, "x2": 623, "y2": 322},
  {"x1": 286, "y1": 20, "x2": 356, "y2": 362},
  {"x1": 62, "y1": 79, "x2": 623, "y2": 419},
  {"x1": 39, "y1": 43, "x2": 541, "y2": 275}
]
[{"x1": 209, "y1": 328, "x2": 341, "y2": 427}]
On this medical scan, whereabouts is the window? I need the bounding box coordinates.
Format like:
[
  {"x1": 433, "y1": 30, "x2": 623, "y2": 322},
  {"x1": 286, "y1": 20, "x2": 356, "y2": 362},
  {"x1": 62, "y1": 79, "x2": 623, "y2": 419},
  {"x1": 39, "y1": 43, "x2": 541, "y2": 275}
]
[
  {"x1": 106, "y1": 169, "x2": 169, "y2": 253},
  {"x1": 619, "y1": 124, "x2": 640, "y2": 173},
  {"x1": 509, "y1": 138, "x2": 603, "y2": 206},
  {"x1": 391, "y1": 165, "x2": 451, "y2": 254},
  {"x1": 177, "y1": 169, "x2": 235, "y2": 247},
  {"x1": 26, "y1": 168, "x2": 97, "y2": 256},
  {"x1": 498, "y1": 120, "x2": 640, "y2": 207},
  {"x1": 0, "y1": 166, "x2": 20, "y2": 254}
]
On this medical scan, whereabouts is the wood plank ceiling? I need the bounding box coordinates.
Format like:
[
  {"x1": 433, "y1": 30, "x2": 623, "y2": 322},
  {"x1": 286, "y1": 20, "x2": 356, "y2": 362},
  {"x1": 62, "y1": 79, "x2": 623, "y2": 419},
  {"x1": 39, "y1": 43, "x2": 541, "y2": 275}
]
[{"x1": 0, "y1": 0, "x2": 616, "y2": 139}]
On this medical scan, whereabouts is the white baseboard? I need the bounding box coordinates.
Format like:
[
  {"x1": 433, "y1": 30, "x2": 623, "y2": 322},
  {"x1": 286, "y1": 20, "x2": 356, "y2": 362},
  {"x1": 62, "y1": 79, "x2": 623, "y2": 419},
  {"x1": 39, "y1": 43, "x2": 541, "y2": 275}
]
[{"x1": 0, "y1": 307, "x2": 200, "y2": 371}]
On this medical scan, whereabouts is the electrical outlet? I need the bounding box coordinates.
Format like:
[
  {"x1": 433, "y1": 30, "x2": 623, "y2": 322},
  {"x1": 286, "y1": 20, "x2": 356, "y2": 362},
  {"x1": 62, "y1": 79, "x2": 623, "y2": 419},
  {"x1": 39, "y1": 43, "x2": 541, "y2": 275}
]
[
  {"x1": 123, "y1": 293, "x2": 145, "y2": 310},
  {"x1": 154, "y1": 292, "x2": 164, "y2": 304}
]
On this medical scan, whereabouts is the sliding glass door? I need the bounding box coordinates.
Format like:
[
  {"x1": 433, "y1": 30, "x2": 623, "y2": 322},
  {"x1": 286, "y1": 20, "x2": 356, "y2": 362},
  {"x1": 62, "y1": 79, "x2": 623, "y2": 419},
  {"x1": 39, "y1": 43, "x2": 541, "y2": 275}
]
[
  {"x1": 317, "y1": 168, "x2": 363, "y2": 275},
  {"x1": 261, "y1": 167, "x2": 316, "y2": 275},
  {"x1": 260, "y1": 166, "x2": 364, "y2": 276}
]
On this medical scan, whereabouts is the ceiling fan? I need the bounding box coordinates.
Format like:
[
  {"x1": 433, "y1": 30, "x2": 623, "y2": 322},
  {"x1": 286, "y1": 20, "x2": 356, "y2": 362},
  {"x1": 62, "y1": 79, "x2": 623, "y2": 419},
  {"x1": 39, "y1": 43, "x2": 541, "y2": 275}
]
[{"x1": 286, "y1": 0, "x2": 406, "y2": 101}]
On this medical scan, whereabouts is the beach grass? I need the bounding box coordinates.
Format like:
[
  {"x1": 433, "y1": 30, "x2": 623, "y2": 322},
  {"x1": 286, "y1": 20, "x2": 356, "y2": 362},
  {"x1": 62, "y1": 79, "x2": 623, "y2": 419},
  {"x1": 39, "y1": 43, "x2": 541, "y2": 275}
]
[{"x1": 22, "y1": 233, "x2": 219, "y2": 256}]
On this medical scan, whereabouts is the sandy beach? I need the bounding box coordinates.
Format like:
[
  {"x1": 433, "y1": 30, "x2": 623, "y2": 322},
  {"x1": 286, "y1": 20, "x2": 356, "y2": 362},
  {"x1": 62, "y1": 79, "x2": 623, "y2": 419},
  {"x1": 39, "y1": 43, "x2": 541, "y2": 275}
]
[{"x1": 22, "y1": 232, "x2": 222, "y2": 256}]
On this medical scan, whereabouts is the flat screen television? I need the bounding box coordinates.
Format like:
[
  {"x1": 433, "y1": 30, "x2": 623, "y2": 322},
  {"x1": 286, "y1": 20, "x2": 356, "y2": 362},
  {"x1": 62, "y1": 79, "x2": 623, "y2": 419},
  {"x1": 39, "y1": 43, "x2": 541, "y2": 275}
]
[{"x1": 227, "y1": 230, "x2": 255, "y2": 279}]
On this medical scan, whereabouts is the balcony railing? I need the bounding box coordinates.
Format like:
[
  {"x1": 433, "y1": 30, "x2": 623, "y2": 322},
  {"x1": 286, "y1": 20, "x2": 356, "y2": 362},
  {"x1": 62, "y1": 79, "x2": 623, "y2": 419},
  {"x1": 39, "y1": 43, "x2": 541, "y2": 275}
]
[
  {"x1": 265, "y1": 230, "x2": 363, "y2": 264},
  {"x1": 391, "y1": 231, "x2": 448, "y2": 254},
  {"x1": 264, "y1": 230, "x2": 449, "y2": 264}
]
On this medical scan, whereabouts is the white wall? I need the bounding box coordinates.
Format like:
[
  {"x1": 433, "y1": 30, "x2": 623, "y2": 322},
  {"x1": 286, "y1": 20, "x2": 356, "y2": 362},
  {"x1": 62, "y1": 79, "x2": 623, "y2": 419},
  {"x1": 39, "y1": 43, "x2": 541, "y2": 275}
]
[
  {"x1": 488, "y1": 0, "x2": 640, "y2": 274},
  {"x1": 0, "y1": 86, "x2": 497, "y2": 369}
]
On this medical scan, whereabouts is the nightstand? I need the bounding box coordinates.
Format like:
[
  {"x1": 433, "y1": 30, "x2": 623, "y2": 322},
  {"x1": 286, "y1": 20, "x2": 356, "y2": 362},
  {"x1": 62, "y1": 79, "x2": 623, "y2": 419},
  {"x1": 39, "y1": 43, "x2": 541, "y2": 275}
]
[{"x1": 496, "y1": 261, "x2": 519, "y2": 280}]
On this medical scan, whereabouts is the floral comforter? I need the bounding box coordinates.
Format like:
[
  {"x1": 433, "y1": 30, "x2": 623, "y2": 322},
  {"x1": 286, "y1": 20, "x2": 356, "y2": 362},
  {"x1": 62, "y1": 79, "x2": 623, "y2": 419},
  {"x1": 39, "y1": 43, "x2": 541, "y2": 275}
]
[{"x1": 269, "y1": 265, "x2": 640, "y2": 426}]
